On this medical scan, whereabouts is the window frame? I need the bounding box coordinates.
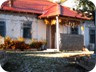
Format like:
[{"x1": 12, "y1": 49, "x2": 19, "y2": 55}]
[
  {"x1": 0, "y1": 21, "x2": 6, "y2": 37},
  {"x1": 23, "y1": 21, "x2": 32, "y2": 39},
  {"x1": 89, "y1": 29, "x2": 95, "y2": 44},
  {"x1": 71, "y1": 26, "x2": 78, "y2": 35}
]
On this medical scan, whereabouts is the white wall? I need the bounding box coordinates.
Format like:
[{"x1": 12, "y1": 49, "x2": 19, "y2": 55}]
[
  {"x1": 37, "y1": 19, "x2": 46, "y2": 40},
  {"x1": 0, "y1": 14, "x2": 22, "y2": 38},
  {"x1": 0, "y1": 12, "x2": 93, "y2": 48},
  {"x1": 0, "y1": 13, "x2": 46, "y2": 41},
  {"x1": 59, "y1": 21, "x2": 94, "y2": 48},
  {"x1": 59, "y1": 21, "x2": 95, "y2": 48},
  {"x1": 54, "y1": 24, "x2": 70, "y2": 48},
  {"x1": 83, "y1": 21, "x2": 94, "y2": 47},
  {"x1": 59, "y1": 25, "x2": 71, "y2": 34}
]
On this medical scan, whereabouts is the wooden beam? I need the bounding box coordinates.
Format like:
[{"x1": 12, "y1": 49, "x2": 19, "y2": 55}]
[{"x1": 60, "y1": 16, "x2": 85, "y2": 22}]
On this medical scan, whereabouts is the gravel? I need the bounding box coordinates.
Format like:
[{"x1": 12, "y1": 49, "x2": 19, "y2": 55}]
[{"x1": 0, "y1": 51, "x2": 96, "y2": 72}]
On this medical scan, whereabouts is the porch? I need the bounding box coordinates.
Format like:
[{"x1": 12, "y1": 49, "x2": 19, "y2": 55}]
[
  {"x1": 38, "y1": 3, "x2": 90, "y2": 51},
  {"x1": 44, "y1": 16, "x2": 85, "y2": 51}
]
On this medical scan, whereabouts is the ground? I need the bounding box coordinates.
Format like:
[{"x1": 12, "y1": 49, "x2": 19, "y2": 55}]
[{"x1": 0, "y1": 51, "x2": 96, "y2": 72}]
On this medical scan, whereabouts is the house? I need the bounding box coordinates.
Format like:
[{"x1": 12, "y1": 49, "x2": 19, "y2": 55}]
[
  {"x1": 0, "y1": 0, "x2": 94, "y2": 51},
  {"x1": 83, "y1": 21, "x2": 95, "y2": 51},
  {"x1": 62, "y1": 0, "x2": 95, "y2": 51}
]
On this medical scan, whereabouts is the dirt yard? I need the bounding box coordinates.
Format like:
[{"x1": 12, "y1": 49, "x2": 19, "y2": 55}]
[{"x1": 0, "y1": 51, "x2": 96, "y2": 72}]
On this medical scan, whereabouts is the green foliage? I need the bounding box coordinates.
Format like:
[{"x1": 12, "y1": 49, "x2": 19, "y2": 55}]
[
  {"x1": 76, "y1": 0, "x2": 95, "y2": 11},
  {"x1": 75, "y1": 0, "x2": 95, "y2": 18}
]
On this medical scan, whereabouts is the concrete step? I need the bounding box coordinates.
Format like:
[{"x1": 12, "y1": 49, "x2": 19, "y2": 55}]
[{"x1": 43, "y1": 49, "x2": 59, "y2": 52}]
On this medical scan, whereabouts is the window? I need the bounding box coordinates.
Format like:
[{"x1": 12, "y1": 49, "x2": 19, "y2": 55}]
[
  {"x1": 23, "y1": 21, "x2": 32, "y2": 38},
  {"x1": 90, "y1": 30, "x2": 95, "y2": 43},
  {"x1": 0, "y1": 21, "x2": 6, "y2": 37},
  {"x1": 71, "y1": 27, "x2": 78, "y2": 34}
]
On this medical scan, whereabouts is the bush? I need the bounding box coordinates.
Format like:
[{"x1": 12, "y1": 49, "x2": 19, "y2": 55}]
[
  {"x1": 0, "y1": 36, "x2": 30, "y2": 51},
  {"x1": 0, "y1": 37, "x2": 47, "y2": 51},
  {"x1": 30, "y1": 39, "x2": 47, "y2": 49},
  {"x1": 30, "y1": 41, "x2": 43, "y2": 48},
  {"x1": 0, "y1": 44, "x2": 5, "y2": 50}
]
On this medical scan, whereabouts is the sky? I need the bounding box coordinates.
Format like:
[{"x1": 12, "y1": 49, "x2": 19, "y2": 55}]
[
  {"x1": 62, "y1": 0, "x2": 77, "y2": 8},
  {"x1": 63, "y1": 0, "x2": 96, "y2": 8},
  {"x1": 0, "y1": 0, "x2": 7, "y2": 7},
  {"x1": 89, "y1": 0, "x2": 96, "y2": 6}
]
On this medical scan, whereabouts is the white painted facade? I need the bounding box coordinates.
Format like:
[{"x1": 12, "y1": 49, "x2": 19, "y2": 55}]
[
  {"x1": 83, "y1": 21, "x2": 95, "y2": 50},
  {"x1": 0, "y1": 12, "x2": 94, "y2": 50},
  {"x1": 0, "y1": 13, "x2": 46, "y2": 41},
  {"x1": 59, "y1": 21, "x2": 95, "y2": 50}
]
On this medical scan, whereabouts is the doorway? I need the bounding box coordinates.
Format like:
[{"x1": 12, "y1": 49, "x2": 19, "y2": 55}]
[{"x1": 51, "y1": 25, "x2": 56, "y2": 48}]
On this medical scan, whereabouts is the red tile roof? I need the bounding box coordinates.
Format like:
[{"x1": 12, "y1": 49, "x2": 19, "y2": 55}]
[
  {"x1": 1, "y1": 0, "x2": 55, "y2": 14},
  {"x1": 39, "y1": 4, "x2": 89, "y2": 20},
  {"x1": 40, "y1": 4, "x2": 60, "y2": 17},
  {"x1": 1, "y1": 0, "x2": 89, "y2": 20}
]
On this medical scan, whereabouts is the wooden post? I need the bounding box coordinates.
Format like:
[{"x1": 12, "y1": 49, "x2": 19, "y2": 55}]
[{"x1": 56, "y1": 16, "x2": 59, "y2": 51}]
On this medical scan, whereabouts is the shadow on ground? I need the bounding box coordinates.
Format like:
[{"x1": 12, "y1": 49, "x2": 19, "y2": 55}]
[{"x1": 1, "y1": 51, "x2": 96, "y2": 72}]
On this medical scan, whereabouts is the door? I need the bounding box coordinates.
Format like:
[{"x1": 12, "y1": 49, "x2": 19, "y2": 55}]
[{"x1": 51, "y1": 25, "x2": 56, "y2": 48}]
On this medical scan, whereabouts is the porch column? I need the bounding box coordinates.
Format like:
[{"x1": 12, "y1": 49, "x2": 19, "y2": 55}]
[{"x1": 56, "y1": 16, "x2": 59, "y2": 51}]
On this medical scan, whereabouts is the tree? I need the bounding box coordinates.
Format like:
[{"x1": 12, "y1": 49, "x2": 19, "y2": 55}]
[
  {"x1": 75, "y1": 0, "x2": 95, "y2": 18},
  {"x1": 76, "y1": 0, "x2": 95, "y2": 11},
  {"x1": 75, "y1": 0, "x2": 96, "y2": 54}
]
